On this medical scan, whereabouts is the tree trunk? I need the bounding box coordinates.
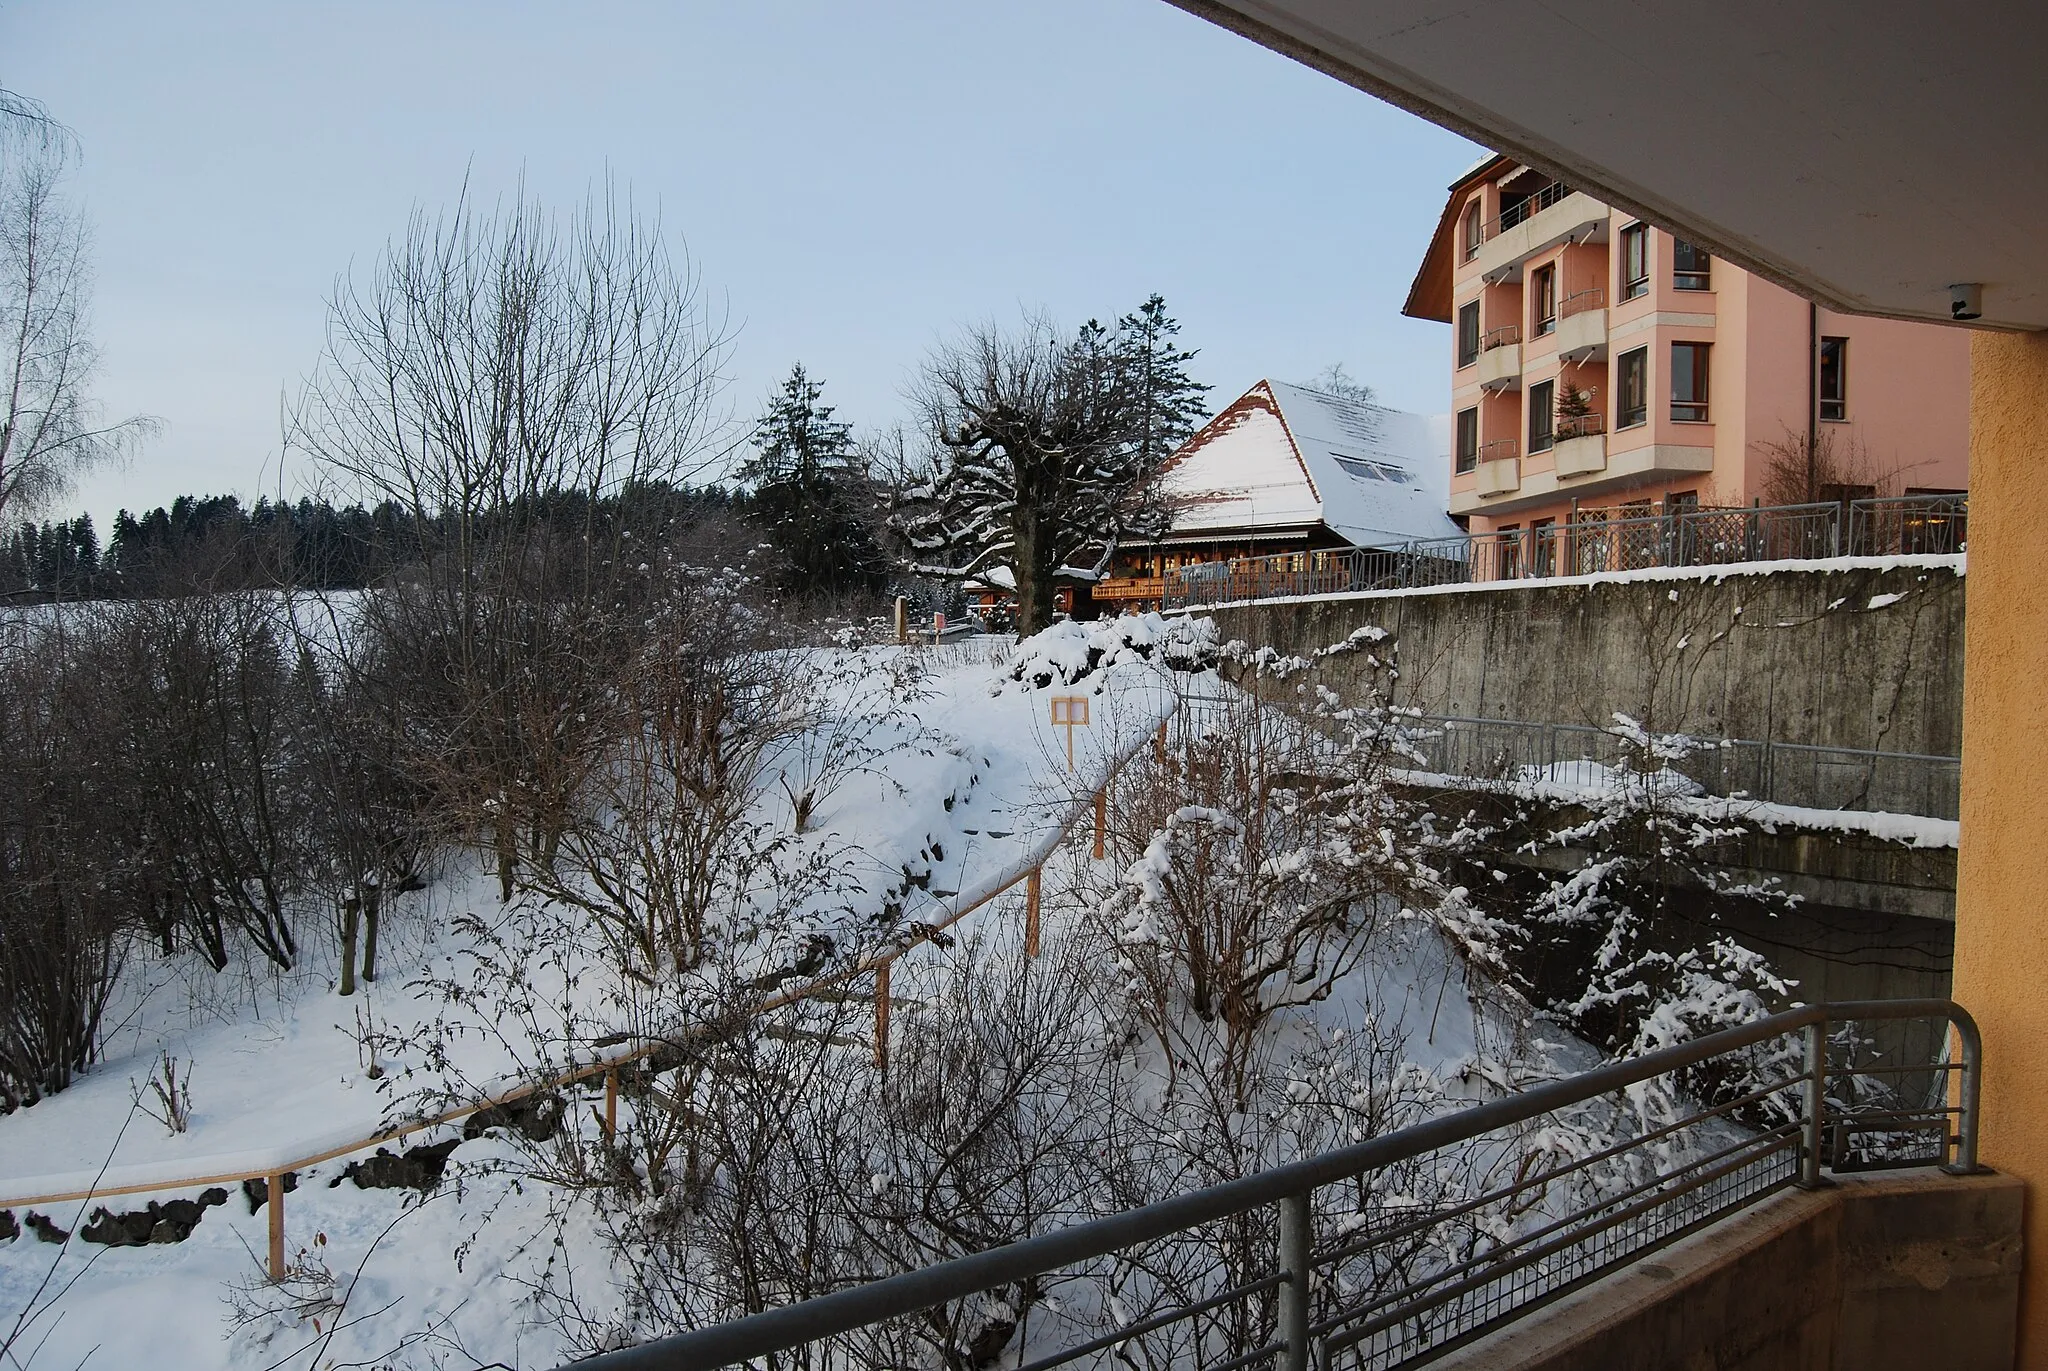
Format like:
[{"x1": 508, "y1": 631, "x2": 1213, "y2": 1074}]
[
  {"x1": 360, "y1": 882, "x2": 381, "y2": 983},
  {"x1": 1012, "y1": 509, "x2": 1057, "y2": 637},
  {"x1": 338, "y1": 896, "x2": 360, "y2": 997}
]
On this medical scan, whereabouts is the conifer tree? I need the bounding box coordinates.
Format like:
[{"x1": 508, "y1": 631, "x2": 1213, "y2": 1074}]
[{"x1": 740, "y1": 364, "x2": 882, "y2": 594}]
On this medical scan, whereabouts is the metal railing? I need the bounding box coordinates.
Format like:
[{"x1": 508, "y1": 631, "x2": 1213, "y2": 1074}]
[
  {"x1": 1560, "y1": 286, "x2": 1605, "y2": 318},
  {"x1": 1556, "y1": 411, "x2": 1606, "y2": 440},
  {"x1": 1848, "y1": 493, "x2": 1967, "y2": 556},
  {"x1": 1403, "y1": 714, "x2": 1959, "y2": 820},
  {"x1": 581, "y1": 1000, "x2": 1980, "y2": 1371},
  {"x1": 1161, "y1": 495, "x2": 1966, "y2": 608},
  {"x1": 1480, "y1": 323, "x2": 1521, "y2": 351},
  {"x1": 1481, "y1": 180, "x2": 1574, "y2": 242}
]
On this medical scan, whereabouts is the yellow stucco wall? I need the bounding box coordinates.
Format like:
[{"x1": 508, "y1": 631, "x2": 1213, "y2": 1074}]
[{"x1": 1954, "y1": 328, "x2": 2048, "y2": 1364}]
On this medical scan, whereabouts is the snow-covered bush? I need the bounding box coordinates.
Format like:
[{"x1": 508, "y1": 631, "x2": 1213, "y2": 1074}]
[{"x1": 1006, "y1": 612, "x2": 1218, "y2": 691}]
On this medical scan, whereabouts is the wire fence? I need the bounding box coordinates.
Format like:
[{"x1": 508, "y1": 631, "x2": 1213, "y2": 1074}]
[
  {"x1": 1401, "y1": 714, "x2": 1959, "y2": 820},
  {"x1": 1161, "y1": 494, "x2": 1967, "y2": 607},
  {"x1": 583, "y1": 1000, "x2": 1981, "y2": 1371}
]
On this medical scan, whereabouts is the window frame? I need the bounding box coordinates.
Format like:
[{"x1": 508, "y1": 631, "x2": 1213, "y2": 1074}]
[
  {"x1": 1670, "y1": 341, "x2": 1711, "y2": 422},
  {"x1": 1672, "y1": 239, "x2": 1712, "y2": 291},
  {"x1": 1528, "y1": 379, "x2": 1556, "y2": 454},
  {"x1": 1820, "y1": 335, "x2": 1848, "y2": 421},
  {"x1": 1457, "y1": 300, "x2": 1481, "y2": 368},
  {"x1": 1455, "y1": 407, "x2": 1480, "y2": 473},
  {"x1": 1531, "y1": 264, "x2": 1557, "y2": 336},
  {"x1": 1617, "y1": 346, "x2": 1649, "y2": 428},
  {"x1": 1462, "y1": 198, "x2": 1484, "y2": 261},
  {"x1": 1619, "y1": 223, "x2": 1649, "y2": 301}
]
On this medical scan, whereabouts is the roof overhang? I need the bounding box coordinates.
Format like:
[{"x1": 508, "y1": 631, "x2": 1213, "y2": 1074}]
[{"x1": 1164, "y1": 0, "x2": 2048, "y2": 331}]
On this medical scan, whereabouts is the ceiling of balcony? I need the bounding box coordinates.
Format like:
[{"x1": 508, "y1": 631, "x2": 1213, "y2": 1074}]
[{"x1": 1166, "y1": 0, "x2": 2048, "y2": 331}]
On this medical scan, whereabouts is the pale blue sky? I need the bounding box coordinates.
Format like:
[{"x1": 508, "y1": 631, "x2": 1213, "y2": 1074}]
[{"x1": 7, "y1": 0, "x2": 1479, "y2": 529}]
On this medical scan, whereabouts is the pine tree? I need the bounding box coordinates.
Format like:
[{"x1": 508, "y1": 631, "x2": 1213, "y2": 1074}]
[
  {"x1": 739, "y1": 364, "x2": 883, "y2": 595},
  {"x1": 891, "y1": 298, "x2": 1208, "y2": 635}
]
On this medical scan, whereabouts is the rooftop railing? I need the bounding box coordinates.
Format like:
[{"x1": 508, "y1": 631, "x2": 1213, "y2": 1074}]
[
  {"x1": 1160, "y1": 495, "x2": 1965, "y2": 609},
  {"x1": 581, "y1": 999, "x2": 1981, "y2": 1371}
]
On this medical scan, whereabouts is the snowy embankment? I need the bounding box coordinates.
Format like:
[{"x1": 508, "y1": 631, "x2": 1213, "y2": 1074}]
[
  {"x1": 0, "y1": 631, "x2": 1181, "y2": 1204},
  {"x1": 0, "y1": 614, "x2": 1553, "y2": 1371}
]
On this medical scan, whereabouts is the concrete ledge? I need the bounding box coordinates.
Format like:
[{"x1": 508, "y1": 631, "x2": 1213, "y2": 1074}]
[{"x1": 1429, "y1": 1168, "x2": 2021, "y2": 1371}]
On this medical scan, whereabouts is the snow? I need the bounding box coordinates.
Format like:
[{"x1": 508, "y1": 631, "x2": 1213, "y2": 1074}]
[
  {"x1": 1865, "y1": 591, "x2": 1906, "y2": 609},
  {"x1": 1395, "y1": 766, "x2": 1960, "y2": 849},
  {"x1": 1179, "y1": 552, "x2": 1966, "y2": 610}
]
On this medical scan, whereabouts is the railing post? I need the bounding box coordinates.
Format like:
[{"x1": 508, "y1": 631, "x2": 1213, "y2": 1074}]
[
  {"x1": 1948, "y1": 1013, "x2": 1983, "y2": 1175},
  {"x1": 1799, "y1": 1018, "x2": 1828, "y2": 1188},
  {"x1": 1277, "y1": 1190, "x2": 1312, "y2": 1371},
  {"x1": 1025, "y1": 868, "x2": 1042, "y2": 958},
  {"x1": 1093, "y1": 790, "x2": 1107, "y2": 861},
  {"x1": 267, "y1": 1173, "x2": 286, "y2": 1282}
]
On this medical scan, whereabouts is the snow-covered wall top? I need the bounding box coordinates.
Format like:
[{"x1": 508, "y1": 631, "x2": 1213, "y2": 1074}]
[{"x1": 1160, "y1": 380, "x2": 1462, "y2": 550}]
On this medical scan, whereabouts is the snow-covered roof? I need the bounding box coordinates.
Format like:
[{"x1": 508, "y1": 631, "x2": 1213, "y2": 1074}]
[{"x1": 1158, "y1": 380, "x2": 1462, "y2": 550}]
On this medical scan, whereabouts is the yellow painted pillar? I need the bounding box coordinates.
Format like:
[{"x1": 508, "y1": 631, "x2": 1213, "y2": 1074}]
[{"x1": 1953, "y1": 329, "x2": 2048, "y2": 1362}]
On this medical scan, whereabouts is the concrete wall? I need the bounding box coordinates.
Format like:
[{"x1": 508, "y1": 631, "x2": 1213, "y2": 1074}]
[
  {"x1": 1953, "y1": 328, "x2": 2048, "y2": 1362},
  {"x1": 1433, "y1": 1169, "x2": 2021, "y2": 1371},
  {"x1": 1206, "y1": 559, "x2": 1964, "y2": 757}
]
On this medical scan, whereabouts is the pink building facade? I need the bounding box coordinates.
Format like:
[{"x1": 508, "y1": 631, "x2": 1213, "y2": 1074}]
[{"x1": 1405, "y1": 158, "x2": 1971, "y2": 541}]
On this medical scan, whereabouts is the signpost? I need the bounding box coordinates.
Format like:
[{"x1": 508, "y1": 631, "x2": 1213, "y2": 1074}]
[{"x1": 1050, "y1": 695, "x2": 1090, "y2": 770}]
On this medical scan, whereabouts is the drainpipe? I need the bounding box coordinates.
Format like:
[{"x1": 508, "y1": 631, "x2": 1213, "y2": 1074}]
[{"x1": 1807, "y1": 302, "x2": 1820, "y2": 502}]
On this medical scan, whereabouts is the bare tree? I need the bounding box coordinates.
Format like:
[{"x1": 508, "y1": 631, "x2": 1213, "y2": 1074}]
[
  {"x1": 286, "y1": 180, "x2": 736, "y2": 896},
  {"x1": 0, "y1": 137, "x2": 156, "y2": 522},
  {"x1": 1751, "y1": 423, "x2": 1930, "y2": 507}
]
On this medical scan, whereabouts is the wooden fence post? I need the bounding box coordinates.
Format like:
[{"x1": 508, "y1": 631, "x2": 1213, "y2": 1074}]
[
  {"x1": 267, "y1": 1173, "x2": 285, "y2": 1282},
  {"x1": 603, "y1": 1066, "x2": 618, "y2": 1139},
  {"x1": 1025, "y1": 868, "x2": 1042, "y2": 957},
  {"x1": 874, "y1": 962, "x2": 892, "y2": 1072},
  {"x1": 1093, "y1": 790, "x2": 1107, "y2": 861},
  {"x1": 1154, "y1": 721, "x2": 1168, "y2": 765}
]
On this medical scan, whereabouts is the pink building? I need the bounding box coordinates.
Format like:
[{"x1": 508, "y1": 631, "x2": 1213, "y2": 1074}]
[{"x1": 1405, "y1": 156, "x2": 1970, "y2": 546}]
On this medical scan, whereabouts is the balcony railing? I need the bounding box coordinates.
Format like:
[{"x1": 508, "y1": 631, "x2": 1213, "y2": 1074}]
[
  {"x1": 1560, "y1": 287, "x2": 1605, "y2": 318},
  {"x1": 1480, "y1": 323, "x2": 1521, "y2": 352},
  {"x1": 1160, "y1": 494, "x2": 1967, "y2": 608},
  {"x1": 1477, "y1": 437, "x2": 1520, "y2": 464},
  {"x1": 1481, "y1": 179, "x2": 1573, "y2": 242},
  {"x1": 1557, "y1": 411, "x2": 1607, "y2": 440},
  {"x1": 584, "y1": 999, "x2": 1982, "y2": 1371}
]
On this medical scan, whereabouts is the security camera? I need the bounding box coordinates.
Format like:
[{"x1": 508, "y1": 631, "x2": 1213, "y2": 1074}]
[{"x1": 1949, "y1": 283, "x2": 1983, "y2": 322}]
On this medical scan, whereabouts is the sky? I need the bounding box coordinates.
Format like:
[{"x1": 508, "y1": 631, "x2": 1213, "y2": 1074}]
[{"x1": 5, "y1": 0, "x2": 1480, "y2": 531}]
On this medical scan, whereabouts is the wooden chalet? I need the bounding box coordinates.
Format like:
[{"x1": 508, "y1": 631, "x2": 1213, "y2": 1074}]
[{"x1": 1093, "y1": 380, "x2": 1463, "y2": 610}]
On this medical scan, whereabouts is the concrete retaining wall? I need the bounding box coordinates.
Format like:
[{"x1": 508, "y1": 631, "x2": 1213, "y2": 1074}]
[
  {"x1": 1204, "y1": 559, "x2": 1964, "y2": 756},
  {"x1": 1433, "y1": 1168, "x2": 2021, "y2": 1371}
]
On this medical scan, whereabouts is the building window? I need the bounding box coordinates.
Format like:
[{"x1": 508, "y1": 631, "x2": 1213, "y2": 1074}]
[
  {"x1": 1463, "y1": 198, "x2": 1484, "y2": 261},
  {"x1": 1620, "y1": 223, "x2": 1648, "y2": 301},
  {"x1": 1455, "y1": 407, "x2": 1479, "y2": 473},
  {"x1": 1457, "y1": 300, "x2": 1481, "y2": 368},
  {"x1": 1528, "y1": 379, "x2": 1556, "y2": 453},
  {"x1": 1531, "y1": 264, "x2": 1557, "y2": 335},
  {"x1": 1671, "y1": 342, "x2": 1711, "y2": 421},
  {"x1": 1820, "y1": 336, "x2": 1848, "y2": 421},
  {"x1": 1673, "y1": 239, "x2": 1712, "y2": 290},
  {"x1": 1618, "y1": 346, "x2": 1648, "y2": 428}
]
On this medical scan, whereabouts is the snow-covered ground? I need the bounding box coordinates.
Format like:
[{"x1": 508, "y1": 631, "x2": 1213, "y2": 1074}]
[
  {"x1": 0, "y1": 617, "x2": 1268, "y2": 1368},
  {"x1": 0, "y1": 613, "x2": 1599, "y2": 1371}
]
